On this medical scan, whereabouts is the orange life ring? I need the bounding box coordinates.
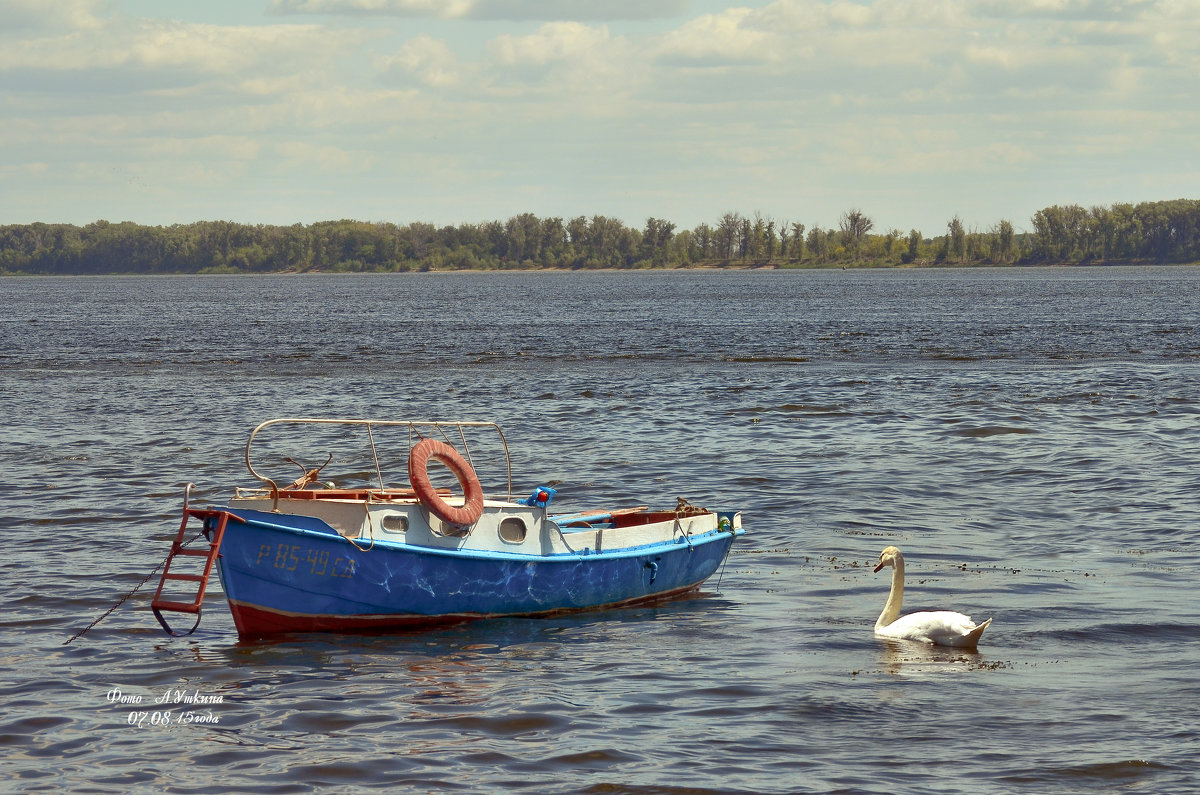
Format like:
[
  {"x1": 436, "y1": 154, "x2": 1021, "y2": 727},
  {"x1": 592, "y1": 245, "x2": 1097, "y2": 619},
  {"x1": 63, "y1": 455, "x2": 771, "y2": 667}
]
[{"x1": 407, "y1": 439, "x2": 485, "y2": 527}]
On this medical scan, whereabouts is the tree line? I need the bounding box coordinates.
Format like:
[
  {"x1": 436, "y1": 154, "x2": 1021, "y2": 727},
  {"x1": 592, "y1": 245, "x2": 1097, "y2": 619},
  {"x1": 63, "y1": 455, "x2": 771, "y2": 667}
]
[{"x1": 2, "y1": 199, "x2": 1198, "y2": 275}]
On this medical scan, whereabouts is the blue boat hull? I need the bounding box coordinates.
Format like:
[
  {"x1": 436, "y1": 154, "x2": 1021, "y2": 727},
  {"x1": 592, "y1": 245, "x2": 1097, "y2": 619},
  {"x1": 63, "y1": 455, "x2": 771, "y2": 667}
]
[{"x1": 212, "y1": 509, "x2": 738, "y2": 637}]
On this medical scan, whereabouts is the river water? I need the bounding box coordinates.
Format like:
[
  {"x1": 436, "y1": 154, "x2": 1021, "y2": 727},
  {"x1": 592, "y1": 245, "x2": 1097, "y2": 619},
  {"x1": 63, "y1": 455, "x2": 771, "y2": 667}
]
[{"x1": 2, "y1": 267, "x2": 1198, "y2": 793}]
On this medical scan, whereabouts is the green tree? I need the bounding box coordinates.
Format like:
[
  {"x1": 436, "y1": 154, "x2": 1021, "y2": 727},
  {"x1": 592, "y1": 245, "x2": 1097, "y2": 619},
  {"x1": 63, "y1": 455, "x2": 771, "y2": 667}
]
[
  {"x1": 993, "y1": 220, "x2": 1014, "y2": 264},
  {"x1": 790, "y1": 222, "x2": 806, "y2": 261},
  {"x1": 883, "y1": 228, "x2": 902, "y2": 260},
  {"x1": 906, "y1": 229, "x2": 921, "y2": 264},
  {"x1": 807, "y1": 227, "x2": 830, "y2": 262},
  {"x1": 641, "y1": 217, "x2": 676, "y2": 265},
  {"x1": 947, "y1": 216, "x2": 966, "y2": 264},
  {"x1": 716, "y1": 213, "x2": 741, "y2": 260},
  {"x1": 693, "y1": 223, "x2": 713, "y2": 259},
  {"x1": 838, "y1": 209, "x2": 873, "y2": 260}
]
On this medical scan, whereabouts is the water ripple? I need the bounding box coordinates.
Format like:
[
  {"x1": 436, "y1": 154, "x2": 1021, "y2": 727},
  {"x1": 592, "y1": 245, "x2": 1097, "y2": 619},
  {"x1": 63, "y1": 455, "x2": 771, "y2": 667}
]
[{"x1": 2, "y1": 268, "x2": 1199, "y2": 793}]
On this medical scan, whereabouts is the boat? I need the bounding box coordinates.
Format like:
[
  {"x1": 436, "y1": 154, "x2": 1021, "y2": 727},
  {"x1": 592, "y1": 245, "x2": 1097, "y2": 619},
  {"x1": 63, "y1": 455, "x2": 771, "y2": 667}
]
[{"x1": 151, "y1": 418, "x2": 744, "y2": 639}]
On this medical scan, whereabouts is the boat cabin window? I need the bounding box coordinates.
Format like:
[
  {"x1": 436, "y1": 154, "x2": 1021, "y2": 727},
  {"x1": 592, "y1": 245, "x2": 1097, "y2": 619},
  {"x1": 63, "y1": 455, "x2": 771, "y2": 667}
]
[
  {"x1": 499, "y1": 517, "x2": 527, "y2": 543},
  {"x1": 381, "y1": 515, "x2": 408, "y2": 533}
]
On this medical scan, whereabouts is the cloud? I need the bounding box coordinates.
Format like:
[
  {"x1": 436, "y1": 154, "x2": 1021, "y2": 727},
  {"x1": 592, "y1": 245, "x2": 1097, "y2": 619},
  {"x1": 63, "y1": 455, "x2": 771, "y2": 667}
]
[
  {"x1": 657, "y1": 8, "x2": 778, "y2": 65},
  {"x1": 277, "y1": 140, "x2": 372, "y2": 173},
  {"x1": 973, "y1": 0, "x2": 1157, "y2": 21},
  {"x1": 3, "y1": 0, "x2": 1198, "y2": 231},
  {"x1": 0, "y1": 15, "x2": 375, "y2": 109},
  {"x1": 482, "y1": 22, "x2": 641, "y2": 107},
  {"x1": 489, "y1": 22, "x2": 613, "y2": 66},
  {"x1": 468, "y1": 0, "x2": 687, "y2": 20},
  {"x1": 0, "y1": 0, "x2": 103, "y2": 30},
  {"x1": 377, "y1": 34, "x2": 463, "y2": 87},
  {"x1": 270, "y1": 0, "x2": 687, "y2": 21},
  {"x1": 0, "y1": 161, "x2": 49, "y2": 183},
  {"x1": 270, "y1": 0, "x2": 474, "y2": 19}
]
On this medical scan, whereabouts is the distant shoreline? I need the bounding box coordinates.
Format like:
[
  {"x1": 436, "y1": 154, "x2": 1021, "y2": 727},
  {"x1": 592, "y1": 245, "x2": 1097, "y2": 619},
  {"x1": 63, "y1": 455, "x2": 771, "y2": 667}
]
[
  {"x1": 4, "y1": 200, "x2": 1198, "y2": 274},
  {"x1": 5, "y1": 261, "x2": 1198, "y2": 278}
]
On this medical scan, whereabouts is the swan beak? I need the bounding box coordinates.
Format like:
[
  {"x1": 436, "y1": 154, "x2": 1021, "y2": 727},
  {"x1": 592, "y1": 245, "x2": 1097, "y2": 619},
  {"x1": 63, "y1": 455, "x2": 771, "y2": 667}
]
[{"x1": 873, "y1": 561, "x2": 885, "y2": 573}]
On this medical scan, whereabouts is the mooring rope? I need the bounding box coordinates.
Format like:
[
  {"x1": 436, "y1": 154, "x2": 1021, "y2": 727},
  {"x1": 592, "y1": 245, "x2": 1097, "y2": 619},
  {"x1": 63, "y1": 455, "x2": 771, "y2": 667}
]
[
  {"x1": 63, "y1": 526, "x2": 207, "y2": 646},
  {"x1": 714, "y1": 538, "x2": 734, "y2": 591}
]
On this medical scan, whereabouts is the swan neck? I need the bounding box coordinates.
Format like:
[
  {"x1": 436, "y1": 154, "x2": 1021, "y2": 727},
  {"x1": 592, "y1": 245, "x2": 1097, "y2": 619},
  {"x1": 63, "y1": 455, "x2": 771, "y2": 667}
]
[{"x1": 877, "y1": 556, "x2": 905, "y2": 629}]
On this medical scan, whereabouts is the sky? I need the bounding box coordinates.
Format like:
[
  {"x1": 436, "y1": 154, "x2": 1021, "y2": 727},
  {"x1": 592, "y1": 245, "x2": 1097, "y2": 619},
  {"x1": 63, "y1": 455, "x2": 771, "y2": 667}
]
[{"x1": 1, "y1": 0, "x2": 1197, "y2": 236}]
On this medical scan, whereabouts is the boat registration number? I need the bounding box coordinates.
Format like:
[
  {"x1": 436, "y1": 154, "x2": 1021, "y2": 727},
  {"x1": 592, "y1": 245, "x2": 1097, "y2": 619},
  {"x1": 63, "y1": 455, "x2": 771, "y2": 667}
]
[{"x1": 255, "y1": 543, "x2": 357, "y2": 578}]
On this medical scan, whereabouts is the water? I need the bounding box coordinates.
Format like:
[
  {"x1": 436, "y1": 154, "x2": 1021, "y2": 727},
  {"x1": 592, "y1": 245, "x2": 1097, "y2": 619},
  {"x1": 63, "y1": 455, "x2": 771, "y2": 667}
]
[{"x1": 2, "y1": 267, "x2": 1198, "y2": 793}]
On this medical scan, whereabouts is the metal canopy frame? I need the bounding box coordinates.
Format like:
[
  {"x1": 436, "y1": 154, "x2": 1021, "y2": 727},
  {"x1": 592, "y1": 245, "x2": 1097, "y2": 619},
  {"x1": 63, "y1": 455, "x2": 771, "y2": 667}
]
[{"x1": 243, "y1": 418, "x2": 512, "y2": 502}]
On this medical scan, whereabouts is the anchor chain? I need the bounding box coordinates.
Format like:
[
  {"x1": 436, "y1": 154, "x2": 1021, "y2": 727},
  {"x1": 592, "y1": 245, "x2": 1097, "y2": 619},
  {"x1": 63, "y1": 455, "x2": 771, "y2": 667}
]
[{"x1": 63, "y1": 525, "x2": 207, "y2": 646}]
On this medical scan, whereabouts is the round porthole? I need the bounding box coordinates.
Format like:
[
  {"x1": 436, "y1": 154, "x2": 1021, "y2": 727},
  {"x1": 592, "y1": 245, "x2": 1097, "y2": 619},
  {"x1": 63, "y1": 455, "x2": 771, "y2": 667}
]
[
  {"x1": 382, "y1": 515, "x2": 408, "y2": 533},
  {"x1": 499, "y1": 517, "x2": 527, "y2": 543}
]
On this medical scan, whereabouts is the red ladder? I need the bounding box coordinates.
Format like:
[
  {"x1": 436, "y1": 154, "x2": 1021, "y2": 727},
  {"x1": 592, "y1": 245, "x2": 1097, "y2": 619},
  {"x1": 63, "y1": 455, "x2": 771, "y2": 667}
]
[{"x1": 151, "y1": 503, "x2": 238, "y2": 637}]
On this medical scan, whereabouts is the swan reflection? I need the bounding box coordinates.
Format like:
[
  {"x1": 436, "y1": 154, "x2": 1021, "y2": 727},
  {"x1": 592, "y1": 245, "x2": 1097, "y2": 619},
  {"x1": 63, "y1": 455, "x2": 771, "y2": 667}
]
[{"x1": 876, "y1": 637, "x2": 991, "y2": 676}]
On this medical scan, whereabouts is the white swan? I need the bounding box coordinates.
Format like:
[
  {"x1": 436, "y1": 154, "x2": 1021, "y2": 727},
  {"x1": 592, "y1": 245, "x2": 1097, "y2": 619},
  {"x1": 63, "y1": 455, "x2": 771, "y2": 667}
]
[{"x1": 873, "y1": 546, "x2": 992, "y2": 648}]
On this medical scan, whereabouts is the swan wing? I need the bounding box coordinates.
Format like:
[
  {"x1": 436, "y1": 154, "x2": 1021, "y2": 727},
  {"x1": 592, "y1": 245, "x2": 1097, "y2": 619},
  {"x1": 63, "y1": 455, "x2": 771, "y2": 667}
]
[{"x1": 876, "y1": 611, "x2": 991, "y2": 648}]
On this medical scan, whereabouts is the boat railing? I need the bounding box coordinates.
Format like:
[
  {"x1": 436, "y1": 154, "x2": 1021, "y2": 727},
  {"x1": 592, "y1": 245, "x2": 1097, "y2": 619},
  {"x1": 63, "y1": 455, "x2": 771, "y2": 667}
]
[{"x1": 243, "y1": 418, "x2": 512, "y2": 507}]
